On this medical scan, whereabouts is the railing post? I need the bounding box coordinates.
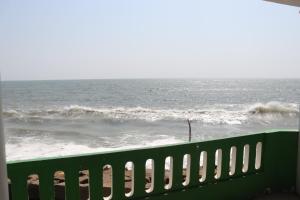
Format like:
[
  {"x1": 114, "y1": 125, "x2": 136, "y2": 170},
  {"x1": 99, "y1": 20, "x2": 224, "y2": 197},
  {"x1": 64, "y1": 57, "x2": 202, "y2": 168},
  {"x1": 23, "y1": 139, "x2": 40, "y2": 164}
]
[
  {"x1": 297, "y1": 104, "x2": 300, "y2": 195},
  {"x1": 0, "y1": 79, "x2": 9, "y2": 200}
]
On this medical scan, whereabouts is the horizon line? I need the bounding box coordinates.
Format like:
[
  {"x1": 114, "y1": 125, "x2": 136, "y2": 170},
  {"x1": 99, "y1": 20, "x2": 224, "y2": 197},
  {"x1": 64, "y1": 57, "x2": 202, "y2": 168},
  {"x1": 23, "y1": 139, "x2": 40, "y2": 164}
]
[{"x1": 2, "y1": 77, "x2": 300, "y2": 82}]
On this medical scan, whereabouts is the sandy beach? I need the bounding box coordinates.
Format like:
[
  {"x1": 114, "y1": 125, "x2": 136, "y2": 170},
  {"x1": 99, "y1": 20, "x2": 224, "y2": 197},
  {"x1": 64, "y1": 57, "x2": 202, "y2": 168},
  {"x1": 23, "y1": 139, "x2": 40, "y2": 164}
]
[
  {"x1": 23, "y1": 167, "x2": 300, "y2": 200},
  {"x1": 25, "y1": 168, "x2": 171, "y2": 200}
]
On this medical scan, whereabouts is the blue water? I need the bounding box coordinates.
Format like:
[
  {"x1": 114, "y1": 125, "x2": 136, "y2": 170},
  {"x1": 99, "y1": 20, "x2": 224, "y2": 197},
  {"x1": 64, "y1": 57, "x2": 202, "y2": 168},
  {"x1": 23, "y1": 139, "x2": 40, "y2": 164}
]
[{"x1": 2, "y1": 79, "x2": 299, "y2": 160}]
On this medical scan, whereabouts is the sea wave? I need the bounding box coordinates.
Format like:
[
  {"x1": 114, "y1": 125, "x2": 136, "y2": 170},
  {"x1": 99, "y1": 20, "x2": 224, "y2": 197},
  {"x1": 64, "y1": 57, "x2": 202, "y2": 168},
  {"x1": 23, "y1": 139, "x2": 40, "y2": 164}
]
[
  {"x1": 247, "y1": 102, "x2": 298, "y2": 115},
  {"x1": 6, "y1": 134, "x2": 182, "y2": 161},
  {"x1": 3, "y1": 102, "x2": 298, "y2": 125}
]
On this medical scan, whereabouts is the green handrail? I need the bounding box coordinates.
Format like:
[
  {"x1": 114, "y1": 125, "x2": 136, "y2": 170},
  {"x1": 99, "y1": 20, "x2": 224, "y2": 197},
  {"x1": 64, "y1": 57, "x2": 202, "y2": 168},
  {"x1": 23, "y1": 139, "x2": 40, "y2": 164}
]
[{"x1": 7, "y1": 130, "x2": 299, "y2": 200}]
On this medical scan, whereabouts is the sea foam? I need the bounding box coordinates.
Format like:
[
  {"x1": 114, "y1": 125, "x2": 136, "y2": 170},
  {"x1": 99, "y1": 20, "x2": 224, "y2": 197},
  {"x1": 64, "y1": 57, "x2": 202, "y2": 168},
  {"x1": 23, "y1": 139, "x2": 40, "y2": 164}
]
[
  {"x1": 6, "y1": 135, "x2": 182, "y2": 162},
  {"x1": 3, "y1": 102, "x2": 298, "y2": 125},
  {"x1": 247, "y1": 101, "x2": 298, "y2": 115}
]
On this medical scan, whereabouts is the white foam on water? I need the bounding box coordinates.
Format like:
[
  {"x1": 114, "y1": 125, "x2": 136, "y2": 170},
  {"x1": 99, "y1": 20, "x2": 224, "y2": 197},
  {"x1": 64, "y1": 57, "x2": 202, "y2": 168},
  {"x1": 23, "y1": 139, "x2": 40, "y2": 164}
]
[
  {"x1": 4, "y1": 101, "x2": 297, "y2": 125},
  {"x1": 6, "y1": 141, "x2": 112, "y2": 161},
  {"x1": 4, "y1": 101, "x2": 298, "y2": 163},
  {"x1": 247, "y1": 101, "x2": 298, "y2": 115},
  {"x1": 6, "y1": 135, "x2": 183, "y2": 162}
]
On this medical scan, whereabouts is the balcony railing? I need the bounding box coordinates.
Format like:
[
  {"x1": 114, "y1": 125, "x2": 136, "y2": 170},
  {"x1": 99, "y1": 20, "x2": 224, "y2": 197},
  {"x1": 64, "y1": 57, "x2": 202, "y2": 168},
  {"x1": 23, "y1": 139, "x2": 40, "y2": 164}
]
[{"x1": 7, "y1": 130, "x2": 298, "y2": 200}]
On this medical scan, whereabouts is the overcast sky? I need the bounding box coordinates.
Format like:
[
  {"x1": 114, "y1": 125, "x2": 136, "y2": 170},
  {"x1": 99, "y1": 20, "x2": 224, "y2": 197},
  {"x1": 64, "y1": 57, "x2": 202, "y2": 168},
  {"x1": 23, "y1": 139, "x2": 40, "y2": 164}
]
[{"x1": 0, "y1": 0, "x2": 299, "y2": 80}]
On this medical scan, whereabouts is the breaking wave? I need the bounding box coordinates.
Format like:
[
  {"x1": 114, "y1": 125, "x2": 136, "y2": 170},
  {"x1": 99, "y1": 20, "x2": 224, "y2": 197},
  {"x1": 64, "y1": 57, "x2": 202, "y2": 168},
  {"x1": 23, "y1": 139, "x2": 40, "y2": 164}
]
[
  {"x1": 247, "y1": 102, "x2": 298, "y2": 115},
  {"x1": 6, "y1": 134, "x2": 182, "y2": 161},
  {"x1": 3, "y1": 102, "x2": 298, "y2": 125}
]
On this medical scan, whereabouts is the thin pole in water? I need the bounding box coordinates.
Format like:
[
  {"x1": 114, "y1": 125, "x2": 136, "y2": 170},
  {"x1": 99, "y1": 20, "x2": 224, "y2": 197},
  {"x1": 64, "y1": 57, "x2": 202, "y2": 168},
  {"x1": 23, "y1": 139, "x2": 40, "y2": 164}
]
[
  {"x1": 187, "y1": 119, "x2": 192, "y2": 142},
  {"x1": 0, "y1": 78, "x2": 9, "y2": 200}
]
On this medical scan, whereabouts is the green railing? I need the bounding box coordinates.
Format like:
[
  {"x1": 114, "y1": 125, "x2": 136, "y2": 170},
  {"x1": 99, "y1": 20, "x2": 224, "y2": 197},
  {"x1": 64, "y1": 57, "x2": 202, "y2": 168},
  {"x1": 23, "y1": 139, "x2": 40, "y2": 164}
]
[{"x1": 7, "y1": 130, "x2": 299, "y2": 200}]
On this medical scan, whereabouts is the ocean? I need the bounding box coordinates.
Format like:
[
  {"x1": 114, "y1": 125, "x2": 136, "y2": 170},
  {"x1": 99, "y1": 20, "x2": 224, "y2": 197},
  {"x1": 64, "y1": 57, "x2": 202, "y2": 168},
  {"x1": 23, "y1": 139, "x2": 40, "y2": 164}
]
[{"x1": 2, "y1": 79, "x2": 299, "y2": 161}]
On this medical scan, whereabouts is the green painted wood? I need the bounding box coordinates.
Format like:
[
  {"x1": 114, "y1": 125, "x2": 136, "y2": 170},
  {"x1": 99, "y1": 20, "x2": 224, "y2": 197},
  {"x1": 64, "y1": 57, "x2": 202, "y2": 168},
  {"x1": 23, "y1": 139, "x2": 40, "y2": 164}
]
[
  {"x1": 9, "y1": 173, "x2": 28, "y2": 200},
  {"x1": 138, "y1": 172, "x2": 267, "y2": 200},
  {"x1": 220, "y1": 146, "x2": 230, "y2": 181},
  {"x1": 6, "y1": 130, "x2": 299, "y2": 200},
  {"x1": 234, "y1": 143, "x2": 245, "y2": 177},
  {"x1": 112, "y1": 161, "x2": 125, "y2": 200},
  {"x1": 189, "y1": 150, "x2": 200, "y2": 187},
  {"x1": 248, "y1": 141, "x2": 257, "y2": 174},
  {"x1": 171, "y1": 154, "x2": 184, "y2": 191},
  {"x1": 39, "y1": 171, "x2": 55, "y2": 200},
  {"x1": 65, "y1": 168, "x2": 80, "y2": 200},
  {"x1": 88, "y1": 165, "x2": 102, "y2": 200},
  {"x1": 206, "y1": 148, "x2": 216, "y2": 183},
  {"x1": 131, "y1": 159, "x2": 145, "y2": 198},
  {"x1": 152, "y1": 157, "x2": 165, "y2": 194},
  {"x1": 264, "y1": 130, "x2": 298, "y2": 190}
]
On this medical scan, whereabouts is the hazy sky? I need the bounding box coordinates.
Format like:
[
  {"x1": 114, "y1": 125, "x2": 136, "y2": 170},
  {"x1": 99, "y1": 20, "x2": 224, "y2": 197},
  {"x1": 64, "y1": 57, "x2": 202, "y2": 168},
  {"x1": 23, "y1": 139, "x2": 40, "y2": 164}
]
[{"x1": 0, "y1": 0, "x2": 299, "y2": 80}]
